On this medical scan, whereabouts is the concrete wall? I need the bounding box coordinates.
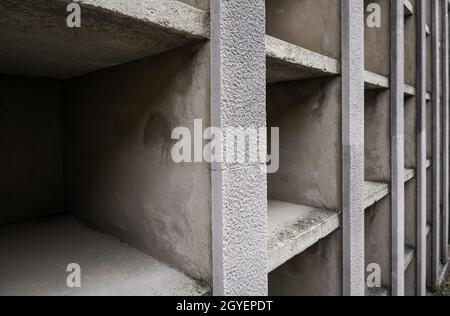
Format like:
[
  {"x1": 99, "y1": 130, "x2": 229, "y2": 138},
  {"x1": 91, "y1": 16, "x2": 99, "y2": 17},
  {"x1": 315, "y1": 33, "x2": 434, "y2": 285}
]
[
  {"x1": 405, "y1": 0, "x2": 417, "y2": 86},
  {"x1": 365, "y1": 90, "x2": 391, "y2": 182},
  {"x1": 0, "y1": 75, "x2": 64, "y2": 224},
  {"x1": 63, "y1": 43, "x2": 212, "y2": 282},
  {"x1": 266, "y1": 0, "x2": 341, "y2": 59},
  {"x1": 269, "y1": 230, "x2": 342, "y2": 296},
  {"x1": 364, "y1": 0, "x2": 390, "y2": 76},
  {"x1": 267, "y1": 77, "x2": 341, "y2": 211}
]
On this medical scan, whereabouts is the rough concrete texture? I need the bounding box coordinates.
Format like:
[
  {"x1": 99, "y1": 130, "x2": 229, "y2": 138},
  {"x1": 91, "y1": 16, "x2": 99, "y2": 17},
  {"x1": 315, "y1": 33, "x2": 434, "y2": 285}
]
[
  {"x1": 0, "y1": 215, "x2": 207, "y2": 296},
  {"x1": 268, "y1": 200, "x2": 340, "y2": 272},
  {"x1": 267, "y1": 77, "x2": 341, "y2": 211},
  {"x1": 365, "y1": 89, "x2": 391, "y2": 182},
  {"x1": 341, "y1": 0, "x2": 365, "y2": 296},
  {"x1": 405, "y1": 256, "x2": 417, "y2": 296},
  {"x1": 266, "y1": 35, "x2": 340, "y2": 83},
  {"x1": 266, "y1": 0, "x2": 341, "y2": 59},
  {"x1": 405, "y1": 0, "x2": 417, "y2": 86},
  {"x1": 365, "y1": 197, "x2": 391, "y2": 290},
  {"x1": 210, "y1": 0, "x2": 268, "y2": 296},
  {"x1": 364, "y1": 0, "x2": 390, "y2": 76},
  {"x1": 364, "y1": 71, "x2": 390, "y2": 89},
  {"x1": 0, "y1": 75, "x2": 64, "y2": 224},
  {"x1": 0, "y1": 0, "x2": 208, "y2": 79},
  {"x1": 64, "y1": 43, "x2": 212, "y2": 283},
  {"x1": 269, "y1": 230, "x2": 342, "y2": 296},
  {"x1": 364, "y1": 181, "x2": 389, "y2": 209}
]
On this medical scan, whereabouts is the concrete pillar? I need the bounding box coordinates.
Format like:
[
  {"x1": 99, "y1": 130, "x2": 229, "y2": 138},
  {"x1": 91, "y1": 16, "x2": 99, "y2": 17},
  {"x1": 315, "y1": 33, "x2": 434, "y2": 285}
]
[
  {"x1": 441, "y1": 0, "x2": 450, "y2": 266},
  {"x1": 416, "y1": 0, "x2": 428, "y2": 296},
  {"x1": 210, "y1": 0, "x2": 268, "y2": 296},
  {"x1": 391, "y1": 0, "x2": 405, "y2": 296},
  {"x1": 431, "y1": 0, "x2": 442, "y2": 289},
  {"x1": 341, "y1": 0, "x2": 365, "y2": 296}
]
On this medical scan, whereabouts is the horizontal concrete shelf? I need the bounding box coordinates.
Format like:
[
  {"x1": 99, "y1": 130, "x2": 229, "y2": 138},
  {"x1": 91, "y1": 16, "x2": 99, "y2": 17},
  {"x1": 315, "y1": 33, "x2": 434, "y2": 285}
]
[
  {"x1": 365, "y1": 161, "x2": 431, "y2": 210},
  {"x1": 364, "y1": 71, "x2": 390, "y2": 90},
  {"x1": 0, "y1": 0, "x2": 209, "y2": 79},
  {"x1": 266, "y1": 35, "x2": 340, "y2": 83},
  {"x1": 270, "y1": 161, "x2": 433, "y2": 272},
  {"x1": 364, "y1": 181, "x2": 390, "y2": 210},
  {"x1": 0, "y1": 215, "x2": 208, "y2": 296},
  {"x1": 405, "y1": 245, "x2": 415, "y2": 271},
  {"x1": 268, "y1": 200, "x2": 340, "y2": 272},
  {"x1": 404, "y1": 84, "x2": 416, "y2": 97},
  {"x1": 426, "y1": 24, "x2": 431, "y2": 36},
  {"x1": 404, "y1": 0, "x2": 414, "y2": 18},
  {"x1": 426, "y1": 92, "x2": 432, "y2": 101}
]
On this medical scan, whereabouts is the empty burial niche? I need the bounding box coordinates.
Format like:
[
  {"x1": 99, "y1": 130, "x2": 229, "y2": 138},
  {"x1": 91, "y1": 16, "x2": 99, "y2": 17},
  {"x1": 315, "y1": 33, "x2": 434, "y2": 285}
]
[
  {"x1": 0, "y1": 1, "x2": 210, "y2": 296},
  {"x1": 265, "y1": 0, "x2": 342, "y2": 296}
]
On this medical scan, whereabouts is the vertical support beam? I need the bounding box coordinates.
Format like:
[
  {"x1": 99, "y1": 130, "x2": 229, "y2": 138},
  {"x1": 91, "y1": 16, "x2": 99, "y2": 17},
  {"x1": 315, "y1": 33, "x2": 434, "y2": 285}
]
[
  {"x1": 441, "y1": 0, "x2": 450, "y2": 265},
  {"x1": 431, "y1": 0, "x2": 442, "y2": 289},
  {"x1": 341, "y1": 0, "x2": 365, "y2": 296},
  {"x1": 210, "y1": 0, "x2": 268, "y2": 296},
  {"x1": 416, "y1": 0, "x2": 428, "y2": 296},
  {"x1": 391, "y1": 0, "x2": 405, "y2": 296}
]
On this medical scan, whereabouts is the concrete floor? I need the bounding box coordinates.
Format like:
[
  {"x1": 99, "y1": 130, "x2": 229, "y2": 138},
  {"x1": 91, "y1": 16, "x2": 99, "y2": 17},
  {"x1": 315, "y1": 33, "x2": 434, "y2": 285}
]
[{"x1": 0, "y1": 215, "x2": 207, "y2": 296}]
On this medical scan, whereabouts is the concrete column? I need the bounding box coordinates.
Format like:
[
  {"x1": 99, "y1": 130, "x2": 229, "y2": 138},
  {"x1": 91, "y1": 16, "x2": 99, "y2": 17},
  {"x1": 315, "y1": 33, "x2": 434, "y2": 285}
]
[
  {"x1": 441, "y1": 0, "x2": 450, "y2": 265},
  {"x1": 416, "y1": 0, "x2": 428, "y2": 296},
  {"x1": 431, "y1": 0, "x2": 442, "y2": 288},
  {"x1": 341, "y1": 0, "x2": 365, "y2": 296},
  {"x1": 210, "y1": 0, "x2": 268, "y2": 296},
  {"x1": 391, "y1": 0, "x2": 405, "y2": 296}
]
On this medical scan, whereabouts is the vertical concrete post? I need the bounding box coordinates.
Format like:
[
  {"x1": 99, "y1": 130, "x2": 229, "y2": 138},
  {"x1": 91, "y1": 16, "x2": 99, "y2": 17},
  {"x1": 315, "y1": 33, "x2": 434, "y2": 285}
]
[
  {"x1": 210, "y1": 0, "x2": 268, "y2": 296},
  {"x1": 341, "y1": 0, "x2": 365, "y2": 296},
  {"x1": 416, "y1": 0, "x2": 428, "y2": 296},
  {"x1": 391, "y1": 0, "x2": 405, "y2": 296},
  {"x1": 431, "y1": 0, "x2": 442, "y2": 288},
  {"x1": 441, "y1": 0, "x2": 450, "y2": 265}
]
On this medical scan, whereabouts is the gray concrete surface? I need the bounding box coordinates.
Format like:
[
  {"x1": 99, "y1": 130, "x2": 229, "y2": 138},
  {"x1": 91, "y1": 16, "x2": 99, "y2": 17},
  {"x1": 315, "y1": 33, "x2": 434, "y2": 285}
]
[
  {"x1": 0, "y1": 215, "x2": 207, "y2": 296},
  {"x1": 0, "y1": 0, "x2": 208, "y2": 79},
  {"x1": 266, "y1": 0, "x2": 341, "y2": 59},
  {"x1": 64, "y1": 43, "x2": 212, "y2": 284}
]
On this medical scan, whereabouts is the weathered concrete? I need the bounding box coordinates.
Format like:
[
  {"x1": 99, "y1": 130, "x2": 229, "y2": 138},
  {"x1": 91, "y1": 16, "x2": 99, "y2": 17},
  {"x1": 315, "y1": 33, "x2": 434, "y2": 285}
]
[
  {"x1": 0, "y1": 75, "x2": 64, "y2": 224},
  {"x1": 269, "y1": 230, "x2": 343, "y2": 296},
  {"x1": 268, "y1": 200, "x2": 340, "y2": 272},
  {"x1": 266, "y1": 36, "x2": 340, "y2": 83},
  {"x1": 364, "y1": 0, "x2": 391, "y2": 77},
  {"x1": 64, "y1": 43, "x2": 212, "y2": 283},
  {"x1": 365, "y1": 90, "x2": 391, "y2": 182},
  {"x1": 405, "y1": 0, "x2": 417, "y2": 86},
  {"x1": 342, "y1": 0, "x2": 365, "y2": 296},
  {"x1": 267, "y1": 77, "x2": 341, "y2": 211},
  {"x1": 210, "y1": 0, "x2": 267, "y2": 296},
  {"x1": 0, "y1": 0, "x2": 208, "y2": 79},
  {"x1": 416, "y1": 1, "x2": 428, "y2": 295},
  {"x1": 365, "y1": 197, "x2": 391, "y2": 292},
  {"x1": 364, "y1": 71, "x2": 390, "y2": 89},
  {"x1": 391, "y1": 0, "x2": 405, "y2": 296},
  {"x1": 266, "y1": 0, "x2": 341, "y2": 59},
  {"x1": 0, "y1": 215, "x2": 207, "y2": 296}
]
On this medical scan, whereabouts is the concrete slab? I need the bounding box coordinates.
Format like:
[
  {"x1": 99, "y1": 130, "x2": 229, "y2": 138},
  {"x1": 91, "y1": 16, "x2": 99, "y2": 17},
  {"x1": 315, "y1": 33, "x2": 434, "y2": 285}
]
[
  {"x1": 404, "y1": 0, "x2": 414, "y2": 17},
  {"x1": 364, "y1": 71, "x2": 390, "y2": 89},
  {"x1": 0, "y1": 215, "x2": 208, "y2": 296},
  {"x1": 0, "y1": 0, "x2": 208, "y2": 78},
  {"x1": 404, "y1": 84, "x2": 416, "y2": 96},
  {"x1": 405, "y1": 245, "x2": 416, "y2": 270},
  {"x1": 266, "y1": 36, "x2": 340, "y2": 83},
  {"x1": 268, "y1": 200, "x2": 340, "y2": 272},
  {"x1": 364, "y1": 181, "x2": 390, "y2": 210}
]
